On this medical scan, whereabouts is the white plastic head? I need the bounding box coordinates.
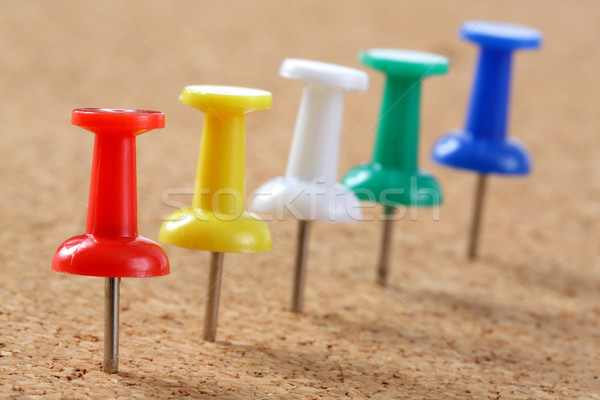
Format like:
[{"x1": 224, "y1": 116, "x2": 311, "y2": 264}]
[
  {"x1": 279, "y1": 59, "x2": 369, "y2": 93},
  {"x1": 252, "y1": 59, "x2": 368, "y2": 223}
]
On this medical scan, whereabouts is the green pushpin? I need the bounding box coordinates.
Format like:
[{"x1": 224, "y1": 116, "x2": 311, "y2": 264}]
[{"x1": 342, "y1": 49, "x2": 448, "y2": 285}]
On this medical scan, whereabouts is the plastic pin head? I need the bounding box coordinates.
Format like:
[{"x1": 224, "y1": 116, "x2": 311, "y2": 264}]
[
  {"x1": 342, "y1": 49, "x2": 448, "y2": 208},
  {"x1": 160, "y1": 85, "x2": 273, "y2": 253},
  {"x1": 252, "y1": 59, "x2": 368, "y2": 223},
  {"x1": 52, "y1": 108, "x2": 169, "y2": 278},
  {"x1": 179, "y1": 85, "x2": 272, "y2": 113},
  {"x1": 431, "y1": 21, "x2": 542, "y2": 175},
  {"x1": 279, "y1": 58, "x2": 369, "y2": 93}
]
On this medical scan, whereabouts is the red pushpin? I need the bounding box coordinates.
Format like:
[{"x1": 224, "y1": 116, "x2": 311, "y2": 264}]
[{"x1": 52, "y1": 108, "x2": 170, "y2": 374}]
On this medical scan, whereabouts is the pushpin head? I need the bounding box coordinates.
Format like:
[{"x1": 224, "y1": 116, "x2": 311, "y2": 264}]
[
  {"x1": 460, "y1": 21, "x2": 542, "y2": 50},
  {"x1": 53, "y1": 235, "x2": 170, "y2": 277},
  {"x1": 179, "y1": 85, "x2": 272, "y2": 113},
  {"x1": 359, "y1": 49, "x2": 448, "y2": 77},
  {"x1": 252, "y1": 59, "x2": 367, "y2": 222},
  {"x1": 160, "y1": 85, "x2": 273, "y2": 253},
  {"x1": 71, "y1": 108, "x2": 165, "y2": 134},
  {"x1": 432, "y1": 134, "x2": 532, "y2": 175},
  {"x1": 431, "y1": 21, "x2": 541, "y2": 175},
  {"x1": 342, "y1": 49, "x2": 448, "y2": 208},
  {"x1": 342, "y1": 165, "x2": 443, "y2": 207},
  {"x1": 53, "y1": 108, "x2": 169, "y2": 278},
  {"x1": 279, "y1": 58, "x2": 369, "y2": 92}
]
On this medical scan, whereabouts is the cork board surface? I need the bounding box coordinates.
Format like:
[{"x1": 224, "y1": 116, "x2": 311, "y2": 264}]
[{"x1": 1, "y1": 1, "x2": 599, "y2": 399}]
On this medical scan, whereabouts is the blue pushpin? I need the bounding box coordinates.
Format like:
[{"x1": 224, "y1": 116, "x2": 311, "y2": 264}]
[{"x1": 432, "y1": 21, "x2": 542, "y2": 260}]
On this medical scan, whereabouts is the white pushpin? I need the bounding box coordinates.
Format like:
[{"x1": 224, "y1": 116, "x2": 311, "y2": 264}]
[{"x1": 252, "y1": 58, "x2": 368, "y2": 313}]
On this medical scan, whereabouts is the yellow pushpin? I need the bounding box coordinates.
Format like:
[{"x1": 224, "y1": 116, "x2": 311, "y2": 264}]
[{"x1": 160, "y1": 85, "x2": 273, "y2": 342}]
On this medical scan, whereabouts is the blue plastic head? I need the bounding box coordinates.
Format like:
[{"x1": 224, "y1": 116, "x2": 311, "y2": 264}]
[{"x1": 432, "y1": 21, "x2": 542, "y2": 175}]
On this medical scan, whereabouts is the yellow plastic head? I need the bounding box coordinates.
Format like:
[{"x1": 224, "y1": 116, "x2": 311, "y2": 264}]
[{"x1": 160, "y1": 85, "x2": 273, "y2": 253}]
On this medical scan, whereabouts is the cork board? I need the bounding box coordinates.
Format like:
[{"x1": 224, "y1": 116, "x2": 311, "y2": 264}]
[{"x1": 1, "y1": 1, "x2": 599, "y2": 399}]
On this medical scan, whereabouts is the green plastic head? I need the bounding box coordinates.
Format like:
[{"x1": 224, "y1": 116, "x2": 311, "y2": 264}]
[
  {"x1": 359, "y1": 49, "x2": 448, "y2": 77},
  {"x1": 342, "y1": 49, "x2": 448, "y2": 207}
]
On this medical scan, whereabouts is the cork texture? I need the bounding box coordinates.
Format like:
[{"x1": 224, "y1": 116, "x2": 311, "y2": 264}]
[{"x1": 1, "y1": 1, "x2": 599, "y2": 399}]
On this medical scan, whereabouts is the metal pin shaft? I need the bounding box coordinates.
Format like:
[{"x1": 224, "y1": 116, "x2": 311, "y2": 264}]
[
  {"x1": 104, "y1": 277, "x2": 120, "y2": 374},
  {"x1": 203, "y1": 252, "x2": 224, "y2": 342},
  {"x1": 377, "y1": 205, "x2": 396, "y2": 285},
  {"x1": 291, "y1": 220, "x2": 311, "y2": 313},
  {"x1": 467, "y1": 174, "x2": 487, "y2": 260}
]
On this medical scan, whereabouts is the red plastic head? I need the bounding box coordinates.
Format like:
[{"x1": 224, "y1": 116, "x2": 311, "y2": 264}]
[
  {"x1": 72, "y1": 108, "x2": 165, "y2": 136},
  {"x1": 52, "y1": 108, "x2": 169, "y2": 278}
]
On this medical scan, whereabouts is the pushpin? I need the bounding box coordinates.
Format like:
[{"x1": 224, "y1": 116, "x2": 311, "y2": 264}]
[
  {"x1": 160, "y1": 85, "x2": 272, "y2": 342},
  {"x1": 431, "y1": 21, "x2": 542, "y2": 260},
  {"x1": 252, "y1": 59, "x2": 368, "y2": 313},
  {"x1": 342, "y1": 49, "x2": 448, "y2": 285},
  {"x1": 52, "y1": 108, "x2": 170, "y2": 374}
]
